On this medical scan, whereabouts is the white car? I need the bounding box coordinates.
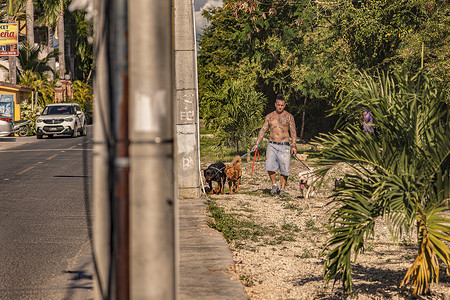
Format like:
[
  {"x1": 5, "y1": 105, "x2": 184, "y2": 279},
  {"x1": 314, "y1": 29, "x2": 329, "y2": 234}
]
[
  {"x1": 36, "y1": 103, "x2": 87, "y2": 139},
  {"x1": 0, "y1": 114, "x2": 13, "y2": 137}
]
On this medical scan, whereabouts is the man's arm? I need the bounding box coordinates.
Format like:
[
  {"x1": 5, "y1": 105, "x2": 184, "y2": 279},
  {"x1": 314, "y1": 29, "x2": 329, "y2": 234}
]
[
  {"x1": 289, "y1": 114, "x2": 297, "y2": 154},
  {"x1": 256, "y1": 116, "x2": 269, "y2": 145},
  {"x1": 252, "y1": 115, "x2": 270, "y2": 151}
]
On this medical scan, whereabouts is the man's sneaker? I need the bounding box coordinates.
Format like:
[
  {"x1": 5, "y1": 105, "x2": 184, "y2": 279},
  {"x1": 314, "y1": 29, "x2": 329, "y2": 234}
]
[
  {"x1": 279, "y1": 189, "x2": 288, "y2": 197},
  {"x1": 270, "y1": 184, "x2": 279, "y2": 195}
]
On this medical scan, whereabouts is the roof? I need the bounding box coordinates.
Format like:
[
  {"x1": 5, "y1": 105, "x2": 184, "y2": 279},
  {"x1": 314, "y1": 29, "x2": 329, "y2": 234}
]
[{"x1": 0, "y1": 81, "x2": 35, "y2": 92}]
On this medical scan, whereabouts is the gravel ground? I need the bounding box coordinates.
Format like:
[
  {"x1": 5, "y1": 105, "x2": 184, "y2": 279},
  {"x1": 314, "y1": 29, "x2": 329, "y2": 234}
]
[{"x1": 201, "y1": 153, "x2": 450, "y2": 300}]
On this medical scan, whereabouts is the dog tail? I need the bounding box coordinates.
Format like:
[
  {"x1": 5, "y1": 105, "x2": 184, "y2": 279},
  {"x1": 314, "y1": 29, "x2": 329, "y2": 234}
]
[{"x1": 232, "y1": 155, "x2": 241, "y2": 166}]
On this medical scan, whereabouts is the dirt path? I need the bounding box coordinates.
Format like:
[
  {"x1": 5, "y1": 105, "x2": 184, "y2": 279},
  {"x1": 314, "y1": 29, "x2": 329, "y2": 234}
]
[{"x1": 201, "y1": 156, "x2": 450, "y2": 299}]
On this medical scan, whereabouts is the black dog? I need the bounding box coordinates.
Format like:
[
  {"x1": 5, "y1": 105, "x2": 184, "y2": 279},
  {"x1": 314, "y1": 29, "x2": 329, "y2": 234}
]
[
  {"x1": 204, "y1": 162, "x2": 227, "y2": 194},
  {"x1": 334, "y1": 178, "x2": 346, "y2": 189}
]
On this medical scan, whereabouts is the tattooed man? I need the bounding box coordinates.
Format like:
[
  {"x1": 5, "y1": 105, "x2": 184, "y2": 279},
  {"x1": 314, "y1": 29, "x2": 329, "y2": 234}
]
[{"x1": 252, "y1": 94, "x2": 297, "y2": 195}]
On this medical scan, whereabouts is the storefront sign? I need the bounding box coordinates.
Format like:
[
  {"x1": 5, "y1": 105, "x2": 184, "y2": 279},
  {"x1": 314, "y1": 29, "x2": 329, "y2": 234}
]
[{"x1": 0, "y1": 24, "x2": 18, "y2": 56}]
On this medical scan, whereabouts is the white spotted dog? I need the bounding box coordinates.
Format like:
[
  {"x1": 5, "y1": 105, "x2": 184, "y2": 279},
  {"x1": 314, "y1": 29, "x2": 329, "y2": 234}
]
[{"x1": 298, "y1": 169, "x2": 316, "y2": 199}]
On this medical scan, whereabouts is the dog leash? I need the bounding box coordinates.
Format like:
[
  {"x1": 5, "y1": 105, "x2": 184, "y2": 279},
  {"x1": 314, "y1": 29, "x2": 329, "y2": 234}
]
[
  {"x1": 293, "y1": 153, "x2": 312, "y2": 171},
  {"x1": 293, "y1": 153, "x2": 331, "y2": 183},
  {"x1": 241, "y1": 148, "x2": 259, "y2": 188},
  {"x1": 211, "y1": 149, "x2": 256, "y2": 173},
  {"x1": 230, "y1": 149, "x2": 255, "y2": 165}
]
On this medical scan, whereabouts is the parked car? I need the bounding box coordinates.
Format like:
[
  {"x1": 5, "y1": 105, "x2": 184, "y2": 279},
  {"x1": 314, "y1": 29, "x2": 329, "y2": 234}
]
[
  {"x1": 0, "y1": 114, "x2": 13, "y2": 137},
  {"x1": 36, "y1": 103, "x2": 87, "y2": 139}
]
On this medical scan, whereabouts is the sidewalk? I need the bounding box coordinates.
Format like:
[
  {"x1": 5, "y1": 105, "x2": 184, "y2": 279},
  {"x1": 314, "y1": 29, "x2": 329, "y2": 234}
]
[
  {"x1": 179, "y1": 198, "x2": 248, "y2": 299},
  {"x1": 0, "y1": 136, "x2": 35, "y2": 150}
]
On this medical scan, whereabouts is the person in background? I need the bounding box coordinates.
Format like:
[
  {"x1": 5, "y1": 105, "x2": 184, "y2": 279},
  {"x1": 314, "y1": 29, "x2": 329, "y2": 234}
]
[
  {"x1": 363, "y1": 109, "x2": 374, "y2": 134},
  {"x1": 252, "y1": 94, "x2": 297, "y2": 196}
]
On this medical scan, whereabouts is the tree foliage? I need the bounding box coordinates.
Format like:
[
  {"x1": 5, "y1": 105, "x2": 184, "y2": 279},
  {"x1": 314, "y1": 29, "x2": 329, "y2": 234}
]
[
  {"x1": 202, "y1": 77, "x2": 265, "y2": 152},
  {"x1": 19, "y1": 70, "x2": 55, "y2": 106},
  {"x1": 199, "y1": 0, "x2": 450, "y2": 140},
  {"x1": 315, "y1": 68, "x2": 450, "y2": 295}
]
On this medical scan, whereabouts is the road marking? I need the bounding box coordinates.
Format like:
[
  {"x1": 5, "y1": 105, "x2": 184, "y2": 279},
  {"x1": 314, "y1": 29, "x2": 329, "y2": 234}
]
[
  {"x1": 17, "y1": 166, "x2": 34, "y2": 175},
  {"x1": 0, "y1": 149, "x2": 93, "y2": 153},
  {"x1": 47, "y1": 154, "x2": 58, "y2": 160}
]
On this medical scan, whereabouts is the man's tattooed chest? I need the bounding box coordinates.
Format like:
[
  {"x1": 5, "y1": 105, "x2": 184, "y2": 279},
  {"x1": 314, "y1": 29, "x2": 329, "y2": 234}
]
[{"x1": 268, "y1": 113, "x2": 290, "y2": 128}]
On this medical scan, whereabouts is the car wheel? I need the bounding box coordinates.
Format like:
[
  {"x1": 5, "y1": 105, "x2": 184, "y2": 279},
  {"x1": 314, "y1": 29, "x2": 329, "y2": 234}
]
[
  {"x1": 18, "y1": 126, "x2": 29, "y2": 137},
  {"x1": 36, "y1": 134, "x2": 43, "y2": 139},
  {"x1": 72, "y1": 125, "x2": 78, "y2": 138},
  {"x1": 82, "y1": 122, "x2": 87, "y2": 136}
]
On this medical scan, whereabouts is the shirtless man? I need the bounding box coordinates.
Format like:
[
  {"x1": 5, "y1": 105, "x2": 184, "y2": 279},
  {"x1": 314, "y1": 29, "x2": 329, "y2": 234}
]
[{"x1": 252, "y1": 94, "x2": 297, "y2": 195}]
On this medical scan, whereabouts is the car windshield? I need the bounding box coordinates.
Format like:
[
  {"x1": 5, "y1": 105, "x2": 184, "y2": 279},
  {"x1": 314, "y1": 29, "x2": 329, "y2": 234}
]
[{"x1": 43, "y1": 106, "x2": 75, "y2": 115}]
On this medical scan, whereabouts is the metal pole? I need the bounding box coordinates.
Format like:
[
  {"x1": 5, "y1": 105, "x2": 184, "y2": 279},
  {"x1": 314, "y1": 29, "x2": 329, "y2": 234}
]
[
  {"x1": 110, "y1": 0, "x2": 129, "y2": 298},
  {"x1": 128, "y1": 0, "x2": 176, "y2": 298}
]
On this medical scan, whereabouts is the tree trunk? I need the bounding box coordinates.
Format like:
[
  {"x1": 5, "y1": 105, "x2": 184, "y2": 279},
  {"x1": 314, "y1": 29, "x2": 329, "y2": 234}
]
[
  {"x1": 300, "y1": 95, "x2": 307, "y2": 141},
  {"x1": 47, "y1": 26, "x2": 56, "y2": 80},
  {"x1": 26, "y1": 0, "x2": 34, "y2": 46},
  {"x1": 57, "y1": 0, "x2": 65, "y2": 79},
  {"x1": 66, "y1": 38, "x2": 74, "y2": 79},
  {"x1": 9, "y1": 56, "x2": 16, "y2": 84}
]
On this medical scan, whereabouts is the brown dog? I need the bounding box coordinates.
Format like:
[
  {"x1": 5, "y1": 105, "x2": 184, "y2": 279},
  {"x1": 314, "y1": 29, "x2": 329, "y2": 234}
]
[{"x1": 224, "y1": 155, "x2": 242, "y2": 194}]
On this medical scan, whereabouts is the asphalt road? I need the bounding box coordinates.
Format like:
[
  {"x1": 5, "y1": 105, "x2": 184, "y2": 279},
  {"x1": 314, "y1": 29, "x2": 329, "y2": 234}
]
[{"x1": 0, "y1": 130, "x2": 94, "y2": 299}]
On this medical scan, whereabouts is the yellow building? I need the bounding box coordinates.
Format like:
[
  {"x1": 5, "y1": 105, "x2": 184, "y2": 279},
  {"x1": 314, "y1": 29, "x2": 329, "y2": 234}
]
[{"x1": 0, "y1": 82, "x2": 34, "y2": 121}]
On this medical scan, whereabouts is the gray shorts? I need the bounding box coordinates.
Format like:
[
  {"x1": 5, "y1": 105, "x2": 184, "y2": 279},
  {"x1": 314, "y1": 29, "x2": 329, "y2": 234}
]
[{"x1": 265, "y1": 143, "x2": 291, "y2": 176}]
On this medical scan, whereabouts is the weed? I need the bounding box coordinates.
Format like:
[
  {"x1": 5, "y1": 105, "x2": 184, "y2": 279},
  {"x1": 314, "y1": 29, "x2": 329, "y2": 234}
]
[
  {"x1": 240, "y1": 275, "x2": 254, "y2": 287},
  {"x1": 281, "y1": 223, "x2": 300, "y2": 232},
  {"x1": 403, "y1": 255, "x2": 413, "y2": 260},
  {"x1": 305, "y1": 219, "x2": 315, "y2": 228},
  {"x1": 283, "y1": 203, "x2": 303, "y2": 216},
  {"x1": 206, "y1": 200, "x2": 275, "y2": 243},
  {"x1": 296, "y1": 249, "x2": 315, "y2": 259},
  {"x1": 238, "y1": 200, "x2": 251, "y2": 207}
]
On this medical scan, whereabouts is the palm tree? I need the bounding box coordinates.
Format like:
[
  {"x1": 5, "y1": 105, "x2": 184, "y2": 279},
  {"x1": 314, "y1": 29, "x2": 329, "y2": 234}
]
[
  {"x1": 56, "y1": 0, "x2": 65, "y2": 79},
  {"x1": 0, "y1": 0, "x2": 26, "y2": 84},
  {"x1": 19, "y1": 69, "x2": 54, "y2": 106},
  {"x1": 26, "y1": 0, "x2": 34, "y2": 45},
  {"x1": 316, "y1": 68, "x2": 450, "y2": 295},
  {"x1": 16, "y1": 41, "x2": 57, "y2": 77},
  {"x1": 38, "y1": 0, "x2": 59, "y2": 80}
]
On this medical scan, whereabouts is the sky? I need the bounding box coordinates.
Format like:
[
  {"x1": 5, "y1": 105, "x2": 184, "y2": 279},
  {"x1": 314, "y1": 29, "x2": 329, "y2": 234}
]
[{"x1": 194, "y1": 0, "x2": 223, "y2": 39}]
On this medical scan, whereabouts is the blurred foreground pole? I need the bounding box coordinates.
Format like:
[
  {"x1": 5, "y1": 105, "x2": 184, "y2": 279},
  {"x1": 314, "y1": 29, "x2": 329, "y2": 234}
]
[
  {"x1": 94, "y1": 0, "x2": 130, "y2": 298},
  {"x1": 173, "y1": 0, "x2": 200, "y2": 199},
  {"x1": 94, "y1": 0, "x2": 177, "y2": 298},
  {"x1": 128, "y1": 0, "x2": 176, "y2": 299},
  {"x1": 92, "y1": 0, "x2": 112, "y2": 298}
]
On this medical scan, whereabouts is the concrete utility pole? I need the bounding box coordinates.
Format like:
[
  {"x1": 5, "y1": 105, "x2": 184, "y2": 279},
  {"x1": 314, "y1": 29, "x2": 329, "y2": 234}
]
[
  {"x1": 128, "y1": 0, "x2": 176, "y2": 299},
  {"x1": 173, "y1": 0, "x2": 201, "y2": 199},
  {"x1": 92, "y1": 0, "x2": 112, "y2": 298}
]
